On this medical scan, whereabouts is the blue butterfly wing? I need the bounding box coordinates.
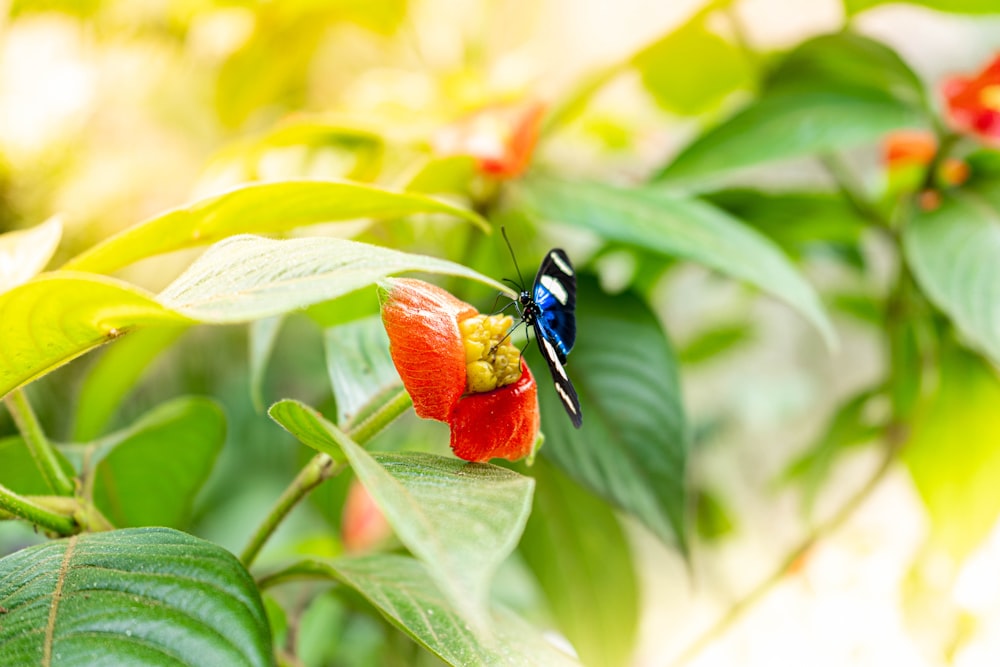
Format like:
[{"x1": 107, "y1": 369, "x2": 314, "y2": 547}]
[
  {"x1": 532, "y1": 249, "x2": 577, "y2": 360},
  {"x1": 532, "y1": 249, "x2": 582, "y2": 428}
]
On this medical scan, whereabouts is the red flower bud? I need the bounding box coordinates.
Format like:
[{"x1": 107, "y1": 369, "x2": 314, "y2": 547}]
[{"x1": 380, "y1": 278, "x2": 541, "y2": 462}]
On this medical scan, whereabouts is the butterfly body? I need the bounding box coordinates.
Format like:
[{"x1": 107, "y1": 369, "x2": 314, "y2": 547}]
[{"x1": 519, "y1": 248, "x2": 582, "y2": 428}]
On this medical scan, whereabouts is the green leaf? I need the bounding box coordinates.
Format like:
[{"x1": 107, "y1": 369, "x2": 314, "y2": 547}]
[
  {"x1": 159, "y1": 234, "x2": 509, "y2": 323},
  {"x1": 249, "y1": 316, "x2": 285, "y2": 413},
  {"x1": 655, "y1": 91, "x2": 923, "y2": 187},
  {"x1": 77, "y1": 397, "x2": 226, "y2": 529},
  {"x1": 904, "y1": 185, "x2": 1000, "y2": 366},
  {"x1": 0, "y1": 217, "x2": 62, "y2": 293},
  {"x1": 694, "y1": 488, "x2": 735, "y2": 541},
  {"x1": 845, "y1": 0, "x2": 1000, "y2": 15},
  {"x1": 73, "y1": 326, "x2": 189, "y2": 440},
  {"x1": 519, "y1": 458, "x2": 638, "y2": 667},
  {"x1": 678, "y1": 323, "x2": 754, "y2": 365},
  {"x1": 0, "y1": 527, "x2": 272, "y2": 666},
  {"x1": 0, "y1": 273, "x2": 191, "y2": 399},
  {"x1": 267, "y1": 400, "x2": 535, "y2": 623},
  {"x1": 632, "y1": 6, "x2": 749, "y2": 115},
  {"x1": 324, "y1": 316, "x2": 401, "y2": 425},
  {"x1": 518, "y1": 177, "x2": 835, "y2": 347},
  {"x1": 764, "y1": 33, "x2": 928, "y2": 110},
  {"x1": 536, "y1": 276, "x2": 688, "y2": 551},
  {"x1": 905, "y1": 345, "x2": 1000, "y2": 560},
  {"x1": 286, "y1": 555, "x2": 579, "y2": 666},
  {"x1": 702, "y1": 188, "x2": 867, "y2": 259},
  {"x1": 401, "y1": 155, "x2": 479, "y2": 195},
  {"x1": 62, "y1": 180, "x2": 488, "y2": 275}
]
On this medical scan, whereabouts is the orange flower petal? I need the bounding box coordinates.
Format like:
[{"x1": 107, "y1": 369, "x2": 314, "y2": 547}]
[
  {"x1": 448, "y1": 360, "x2": 540, "y2": 463},
  {"x1": 381, "y1": 278, "x2": 476, "y2": 421}
]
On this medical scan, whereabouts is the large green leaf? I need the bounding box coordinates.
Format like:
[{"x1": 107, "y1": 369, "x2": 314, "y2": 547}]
[
  {"x1": 61, "y1": 180, "x2": 488, "y2": 275},
  {"x1": 159, "y1": 235, "x2": 509, "y2": 323},
  {"x1": 0, "y1": 217, "x2": 62, "y2": 294},
  {"x1": 655, "y1": 31, "x2": 927, "y2": 185},
  {"x1": 905, "y1": 345, "x2": 1000, "y2": 560},
  {"x1": 324, "y1": 316, "x2": 401, "y2": 425},
  {"x1": 632, "y1": 2, "x2": 749, "y2": 116},
  {"x1": 519, "y1": 458, "x2": 638, "y2": 667},
  {"x1": 904, "y1": 185, "x2": 1000, "y2": 366},
  {"x1": 518, "y1": 177, "x2": 835, "y2": 347},
  {"x1": 78, "y1": 397, "x2": 227, "y2": 529},
  {"x1": 0, "y1": 527, "x2": 272, "y2": 666},
  {"x1": 655, "y1": 91, "x2": 922, "y2": 187},
  {"x1": 846, "y1": 0, "x2": 1000, "y2": 15},
  {"x1": 0, "y1": 273, "x2": 191, "y2": 399},
  {"x1": 72, "y1": 326, "x2": 189, "y2": 441},
  {"x1": 764, "y1": 32, "x2": 928, "y2": 110},
  {"x1": 702, "y1": 188, "x2": 867, "y2": 260},
  {"x1": 268, "y1": 400, "x2": 534, "y2": 623},
  {"x1": 275, "y1": 555, "x2": 579, "y2": 666},
  {"x1": 535, "y1": 276, "x2": 688, "y2": 551}
]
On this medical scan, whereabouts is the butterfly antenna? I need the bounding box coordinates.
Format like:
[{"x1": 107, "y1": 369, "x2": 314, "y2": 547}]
[{"x1": 501, "y1": 226, "x2": 526, "y2": 290}]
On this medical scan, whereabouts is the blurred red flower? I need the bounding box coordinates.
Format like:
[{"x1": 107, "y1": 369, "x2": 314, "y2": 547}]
[
  {"x1": 341, "y1": 479, "x2": 392, "y2": 554},
  {"x1": 943, "y1": 54, "x2": 1000, "y2": 144},
  {"x1": 433, "y1": 100, "x2": 545, "y2": 178},
  {"x1": 380, "y1": 278, "x2": 540, "y2": 462}
]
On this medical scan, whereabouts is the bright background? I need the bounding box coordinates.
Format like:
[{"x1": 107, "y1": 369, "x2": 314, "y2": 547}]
[{"x1": 2, "y1": 1, "x2": 1000, "y2": 665}]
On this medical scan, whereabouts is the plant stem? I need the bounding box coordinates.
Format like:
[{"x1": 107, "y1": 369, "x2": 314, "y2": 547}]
[
  {"x1": 240, "y1": 390, "x2": 413, "y2": 567},
  {"x1": 819, "y1": 153, "x2": 893, "y2": 231},
  {"x1": 671, "y1": 190, "x2": 920, "y2": 664},
  {"x1": 0, "y1": 483, "x2": 77, "y2": 535},
  {"x1": 3, "y1": 389, "x2": 75, "y2": 496},
  {"x1": 669, "y1": 441, "x2": 899, "y2": 667}
]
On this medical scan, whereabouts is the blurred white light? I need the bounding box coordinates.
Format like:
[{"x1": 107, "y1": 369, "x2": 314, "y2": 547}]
[{"x1": 0, "y1": 16, "x2": 96, "y2": 157}]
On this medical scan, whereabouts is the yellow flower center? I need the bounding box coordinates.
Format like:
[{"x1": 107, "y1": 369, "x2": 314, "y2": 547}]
[
  {"x1": 459, "y1": 313, "x2": 522, "y2": 393},
  {"x1": 979, "y1": 85, "x2": 1000, "y2": 112}
]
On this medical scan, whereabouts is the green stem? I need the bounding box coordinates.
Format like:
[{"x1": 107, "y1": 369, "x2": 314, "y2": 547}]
[
  {"x1": 0, "y1": 483, "x2": 77, "y2": 535},
  {"x1": 819, "y1": 153, "x2": 893, "y2": 231},
  {"x1": 668, "y1": 441, "x2": 899, "y2": 667},
  {"x1": 919, "y1": 131, "x2": 962, "y2": 194},
  {"x1": 3, "y1": 389, "x2": 75, "y2": 496},
  {"x1": 671, "y1": 219, "x2": 920, "y2": 666},
  {"x1": 240, "y1": 390, "x2": 414, "y2": 567}
]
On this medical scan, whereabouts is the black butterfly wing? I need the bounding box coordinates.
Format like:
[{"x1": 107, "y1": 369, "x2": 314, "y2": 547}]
[{"x1": 532, "y1": 249, "x2": 582, "y2": 428}]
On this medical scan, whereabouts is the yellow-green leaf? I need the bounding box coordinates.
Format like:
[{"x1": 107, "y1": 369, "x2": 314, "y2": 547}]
[
  {"x1": 62, "y1": 180, "x2": 488, "y2": 275},
  {"x1": 905, "y1": 345, "x2": 1000, "y2": 560},
  {"x1": 0, "y1": 273, "x2": 190, "y2": 399},
  {"x1": 0, "y1": 217, "x2": 62, "y2": 294}
]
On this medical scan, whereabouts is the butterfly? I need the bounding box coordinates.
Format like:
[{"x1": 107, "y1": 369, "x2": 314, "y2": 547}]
[{"x1": 502, "y1": 229, "x2": 582, "y2": 428}]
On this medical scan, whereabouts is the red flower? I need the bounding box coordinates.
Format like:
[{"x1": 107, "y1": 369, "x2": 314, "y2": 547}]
[
  {"x1": 380, "y1": 278, "x2": 541, "y2": 462},
  {"x1": 943, "y1": 54, "x2": 1000, "y2": 144},
  {"x1": 433, "y1": 100, "x2": 545, "y2": 179}
]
